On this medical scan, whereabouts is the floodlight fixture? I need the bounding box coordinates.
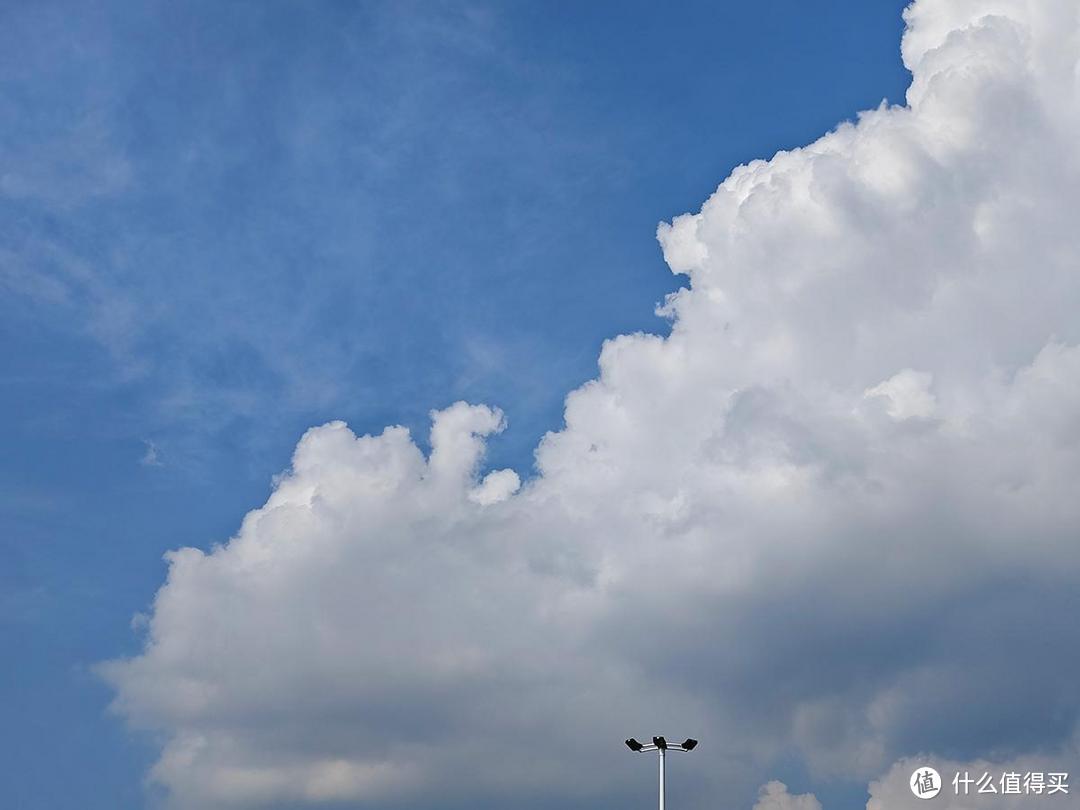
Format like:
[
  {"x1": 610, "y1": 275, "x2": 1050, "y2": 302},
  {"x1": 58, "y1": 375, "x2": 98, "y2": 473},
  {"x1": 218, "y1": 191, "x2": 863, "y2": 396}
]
[{"x1": 624, "y1": 734, "x2": 698, "y2": 810}]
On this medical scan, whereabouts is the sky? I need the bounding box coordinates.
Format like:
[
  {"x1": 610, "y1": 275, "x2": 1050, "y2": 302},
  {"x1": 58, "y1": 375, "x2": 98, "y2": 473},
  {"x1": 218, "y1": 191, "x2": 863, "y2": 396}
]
[{"x1": 5, "y1": 1, "x2": 1080, "y2": 809}]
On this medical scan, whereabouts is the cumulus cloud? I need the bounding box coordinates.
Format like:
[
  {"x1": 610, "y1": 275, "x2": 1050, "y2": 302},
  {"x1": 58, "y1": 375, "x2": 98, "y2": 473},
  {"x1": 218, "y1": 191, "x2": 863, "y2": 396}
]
[
  {"x1": 864, "y1": 369, "x2": 936, "y2": 421},
  {"x1": 746, "y1": 741, "x2": 1080, "y2": 810},
  {"x1": 103, "y1": 1, "x2": 1080, "y2": 807},
  {"x1": 753, "y1": 782, "x2": 823, "y2": 810},
  {"x1": 867, "y1": 746, "x2": 1080, "y2": 809}
]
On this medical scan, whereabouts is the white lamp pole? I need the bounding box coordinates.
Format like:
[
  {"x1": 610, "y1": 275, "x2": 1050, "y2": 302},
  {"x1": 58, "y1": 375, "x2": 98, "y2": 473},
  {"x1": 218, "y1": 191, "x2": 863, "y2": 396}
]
[
  {"x1": 658, "y1": 744, "x2": 666, "y2": 810},
  {"x1": 625, "y1": 736, "x2": 698, "y2": 810}
]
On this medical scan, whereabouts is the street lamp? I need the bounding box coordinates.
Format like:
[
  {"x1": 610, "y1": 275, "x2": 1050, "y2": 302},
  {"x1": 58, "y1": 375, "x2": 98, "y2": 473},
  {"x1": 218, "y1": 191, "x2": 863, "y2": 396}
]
[{"x1": 624, "y1": 736, "x2": 698, "y2": 810}]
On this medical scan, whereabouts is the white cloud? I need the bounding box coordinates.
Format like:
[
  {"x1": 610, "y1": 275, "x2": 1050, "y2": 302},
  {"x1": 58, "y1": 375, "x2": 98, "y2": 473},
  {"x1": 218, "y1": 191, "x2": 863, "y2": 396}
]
[
  {"x1": 140, "y1": 440, "x2": 163, "y2": 467},
  {"x1": 468, "y1": 467, "x2": 521, "y2": 505},
  {"x1": 746, "y1": 741, "x2": 1080, "y2": 810},
  {"x1": 867, "y1": 745, "x2": 1080, "y2": 809},
  {"x1": 864, "y1": 370, "x2": 936, "y2": 420},
  {"x1": 103, "y1": 1, "x2": 1080, "y2": 807},
  {"x1": 752, "y1": 782, "x2": 822, "y2": 810}
]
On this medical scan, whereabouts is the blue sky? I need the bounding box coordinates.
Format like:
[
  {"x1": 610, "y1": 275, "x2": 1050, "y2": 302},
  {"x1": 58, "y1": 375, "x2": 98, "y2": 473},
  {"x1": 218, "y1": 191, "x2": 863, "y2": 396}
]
[{"x1": 2, "y1": 2, "x2": 926, "y2": 807}]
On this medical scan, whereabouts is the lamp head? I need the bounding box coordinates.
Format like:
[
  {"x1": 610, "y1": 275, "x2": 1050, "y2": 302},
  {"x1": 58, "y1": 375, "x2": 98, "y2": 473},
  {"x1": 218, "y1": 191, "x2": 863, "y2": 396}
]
[
  {"x1": 652, "y1": 736, "x2": 667, "y2": 750},
  {"x1": 681, "y1": 738, "x2": 698, "y2": 751},
  {"x1": 625, "y1": 738, "x2": 644, "y2": 752}
]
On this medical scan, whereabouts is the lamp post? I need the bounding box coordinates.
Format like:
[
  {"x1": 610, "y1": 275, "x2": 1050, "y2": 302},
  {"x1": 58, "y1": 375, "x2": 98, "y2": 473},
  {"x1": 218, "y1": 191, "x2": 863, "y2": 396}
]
[{"x1": 625, "y1": 736, "x2": 698, "y2": 810}]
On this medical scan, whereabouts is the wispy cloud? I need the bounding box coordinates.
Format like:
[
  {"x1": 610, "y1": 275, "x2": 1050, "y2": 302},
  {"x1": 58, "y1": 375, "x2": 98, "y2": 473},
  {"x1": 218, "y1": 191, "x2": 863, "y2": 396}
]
[{"x1": 139, "y1": 440, "x2": 162, "y2": 468}]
